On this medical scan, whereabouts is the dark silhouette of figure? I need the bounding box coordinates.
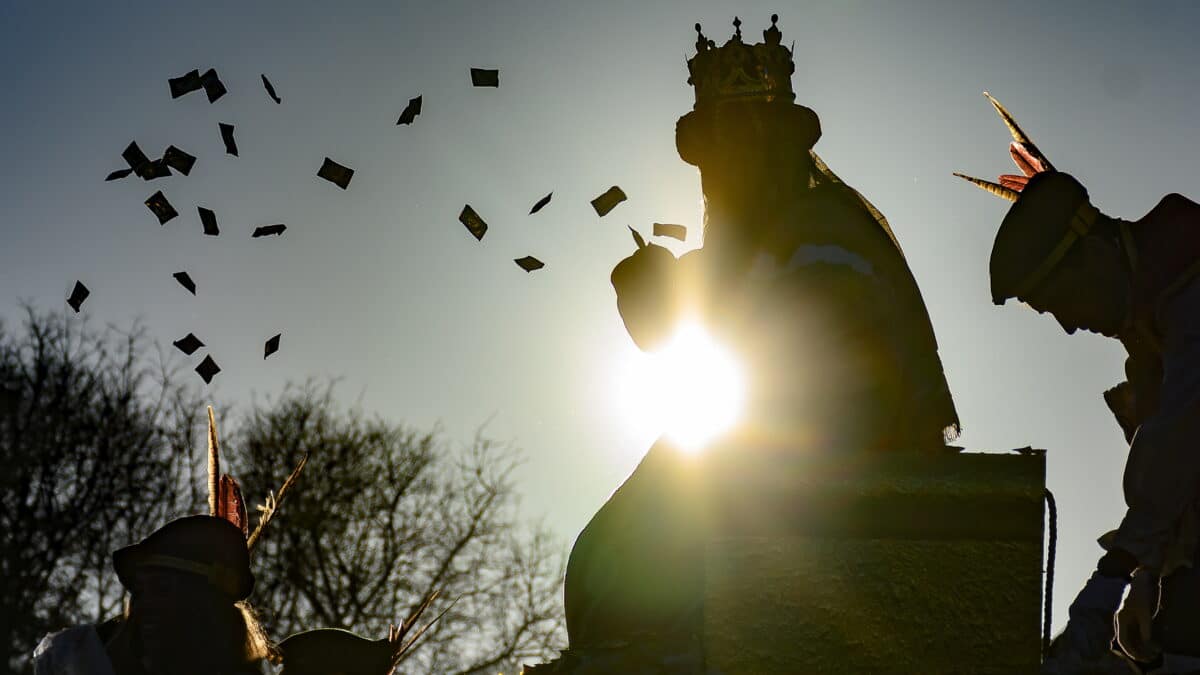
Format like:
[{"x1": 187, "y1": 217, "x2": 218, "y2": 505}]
[
  {"x1": 960, "y1": 97, "x2": 1200, "y2": 673},
  {"x1": 562, "y1": 15, "x2": 960, "y2": 658},
  {"x1": 34, "y1": 516, "x2": 272, "y2": 675},
  {"x1": 276, "y1": 594, "x2": 435, "y2": 675},
  {"x1": 278, "y1": 629, "x2": 394, "y2": 675},
  {"x1": 991, "y1": 174, "x2": 1200, "y2": 675}
]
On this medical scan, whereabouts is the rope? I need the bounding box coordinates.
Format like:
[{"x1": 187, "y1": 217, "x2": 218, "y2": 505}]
[{"x1": 1043, "y1": 488, "x2": 1058, "y2": 656}]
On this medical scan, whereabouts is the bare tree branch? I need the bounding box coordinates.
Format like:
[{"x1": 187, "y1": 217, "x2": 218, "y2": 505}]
[
  {"x1": 0, "y1": 307, "x2": 204, "y2": 673},
  {"x1": 235, "y1": 381, "x2": 566, "y2": 673}
]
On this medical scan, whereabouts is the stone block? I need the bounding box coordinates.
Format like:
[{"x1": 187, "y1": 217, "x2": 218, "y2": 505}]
[{"x1": 702, "y1": 452, "x2": 1045, "y2": 674}]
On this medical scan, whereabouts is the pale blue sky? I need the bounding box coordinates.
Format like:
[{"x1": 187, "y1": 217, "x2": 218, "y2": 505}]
[{"x1": 3, "y1": 0, "x2": 1199, "y2": 633}]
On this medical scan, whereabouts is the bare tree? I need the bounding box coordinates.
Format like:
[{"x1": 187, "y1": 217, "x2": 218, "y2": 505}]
[
  {"x1": 0, "y1": 312, "x2": 565, "y2": 675},
  {"x1": 0, "y1": 307, "x2": 204, "y2": 673},
  {"x1": 232, "y1": 383, "x2": 566, "y2": 674}
]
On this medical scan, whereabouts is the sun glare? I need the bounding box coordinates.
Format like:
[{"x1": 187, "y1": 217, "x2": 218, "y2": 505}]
[{"x1": 614, "y1": 320, "x2": 746, "y2": 453}]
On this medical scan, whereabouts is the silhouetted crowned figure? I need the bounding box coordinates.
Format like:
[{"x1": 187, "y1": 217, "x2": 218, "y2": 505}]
[{"x1": 561, "y1": 15, "x2": 960, "y2": 658}]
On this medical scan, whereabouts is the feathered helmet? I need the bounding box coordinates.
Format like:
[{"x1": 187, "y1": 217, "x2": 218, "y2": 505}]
[
  {"x1": 113, "y1": 515, "x2": 254, "y2": 599},
  {"x1": 113, "y1": 407, "x2": 308, "y2": 600},
  {"x1": 990, "y1": 172, "x2": 1097, "y2": 305},
  {"x1": 957, "y1": 93, "x2": 1101, "y2": 304},
  {"x1": 278, "y1": 594, "x2": 442, "y2": 675},
  {"x1": 279, "y1": 630, "x2": 393, "y2": 675}
]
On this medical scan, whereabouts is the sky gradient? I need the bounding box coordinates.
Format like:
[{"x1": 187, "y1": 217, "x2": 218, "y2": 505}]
[{"x1": 3, "y1": 0, "x2": 1200, "y2": 634}]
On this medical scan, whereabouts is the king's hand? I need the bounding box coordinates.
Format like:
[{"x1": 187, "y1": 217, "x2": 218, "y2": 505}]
[{"x1": 611, "y1": 243, "x2": 682, "y2": 352}]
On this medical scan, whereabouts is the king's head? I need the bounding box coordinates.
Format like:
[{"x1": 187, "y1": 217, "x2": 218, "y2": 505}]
[
  {"x1": 686, "y1": 15, "x2": 795, "y2": 108},
  {"x1": 676, "y1": 15, "x2": 821, "y2": 188}
]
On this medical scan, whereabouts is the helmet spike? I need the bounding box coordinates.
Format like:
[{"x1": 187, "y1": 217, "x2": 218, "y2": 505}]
[
  {"x1": 982, "y1": 91, "x2": 1056, "y2": 172},
  {"x1": 953, "y1": 172, "x2": 1021, "y2": 202}
]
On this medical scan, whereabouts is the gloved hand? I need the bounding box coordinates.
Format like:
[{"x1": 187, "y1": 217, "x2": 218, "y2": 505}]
[
  {"x1": 1064, "y1": 572, "x2": 1130, "y2": 657},
  {"x1": 611, "y1": 243, "x2": 681, "y2": 352},
  {"x1": 1116, "y1": 570, "x2": 1161, "y2": 662}
]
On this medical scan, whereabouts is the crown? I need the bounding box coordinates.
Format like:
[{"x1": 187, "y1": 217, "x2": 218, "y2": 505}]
[{"x1": 686, "y1": 15, "x2": 795, "y2": 108}]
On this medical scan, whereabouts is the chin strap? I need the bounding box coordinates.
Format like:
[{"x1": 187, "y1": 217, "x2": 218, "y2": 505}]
[{"x1": 1012, "y1": 201, "x2": 1100, "y2": 299}]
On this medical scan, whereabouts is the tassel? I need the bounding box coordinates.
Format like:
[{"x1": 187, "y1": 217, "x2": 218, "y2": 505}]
[
  {"x1": 246, "y1": 452, "x2": 309, "y2": 551},
  {"x1": 953, "y1": 173, "x2": 1020, "y2": 202}
]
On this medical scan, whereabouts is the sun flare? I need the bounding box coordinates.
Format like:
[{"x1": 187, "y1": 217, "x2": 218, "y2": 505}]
[{"x1": 613, "y1": 320, "x2": 746, "y2": 453}]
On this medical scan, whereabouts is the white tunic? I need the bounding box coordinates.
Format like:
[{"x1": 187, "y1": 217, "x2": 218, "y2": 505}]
[{"x1": 33, "y1": 626, "x2": 116, "y2": 675}]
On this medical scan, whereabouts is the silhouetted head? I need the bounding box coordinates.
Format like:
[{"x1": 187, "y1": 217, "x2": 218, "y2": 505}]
[
  {"x1": 114, "y1": 515, "x2": 254, "y2": 599},
  {"x1": 279, "y1": 628, "x2": 395, "y2": 675},
  {"x1": 677, "y1": 101, "x2": 822, "y2": 245},
  {"x1": 676, "y1": 100, "x2": 820, "y2": 171},
  {"x1": 114, "y1": 516, "x2": 267, "y2": 674},
  {"x1": 990, "y1": 172, "x2": 1131, "y2": 336}
]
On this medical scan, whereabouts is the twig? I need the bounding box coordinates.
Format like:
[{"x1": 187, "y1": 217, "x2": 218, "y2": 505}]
[
  {"x1": 246, "y1": 451, "x2": 309, "y2": 552},
  {"x1": 387, "y1": 591, "x2": 456, "y2": 673}
]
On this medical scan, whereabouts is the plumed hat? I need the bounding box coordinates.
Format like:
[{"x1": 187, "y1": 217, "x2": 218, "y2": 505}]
[
  {"x1": 113, "y1": 514, "x2": 254, "y2": 600},
  {"x1": 989, "y1": 171, "x2": 1097, "y2": 304}
]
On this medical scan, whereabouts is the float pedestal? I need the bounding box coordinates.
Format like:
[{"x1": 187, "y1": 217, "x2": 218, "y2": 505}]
[{"x1": 702, "y1": 451, "x2": 1045, "y2": 675}]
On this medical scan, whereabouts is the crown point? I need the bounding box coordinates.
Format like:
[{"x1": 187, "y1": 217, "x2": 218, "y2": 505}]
[
  {"x1": 686, "y1": 15, "x2": 795, "y2": 107},
  {"x1": 764, "y1": 13, "x2": 783, "y2": 45}
]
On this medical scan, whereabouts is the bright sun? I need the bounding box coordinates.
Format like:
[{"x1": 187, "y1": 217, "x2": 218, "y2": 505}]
[{"x1": 613, "y1": 320, "x2": 746, "y2": 453}]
